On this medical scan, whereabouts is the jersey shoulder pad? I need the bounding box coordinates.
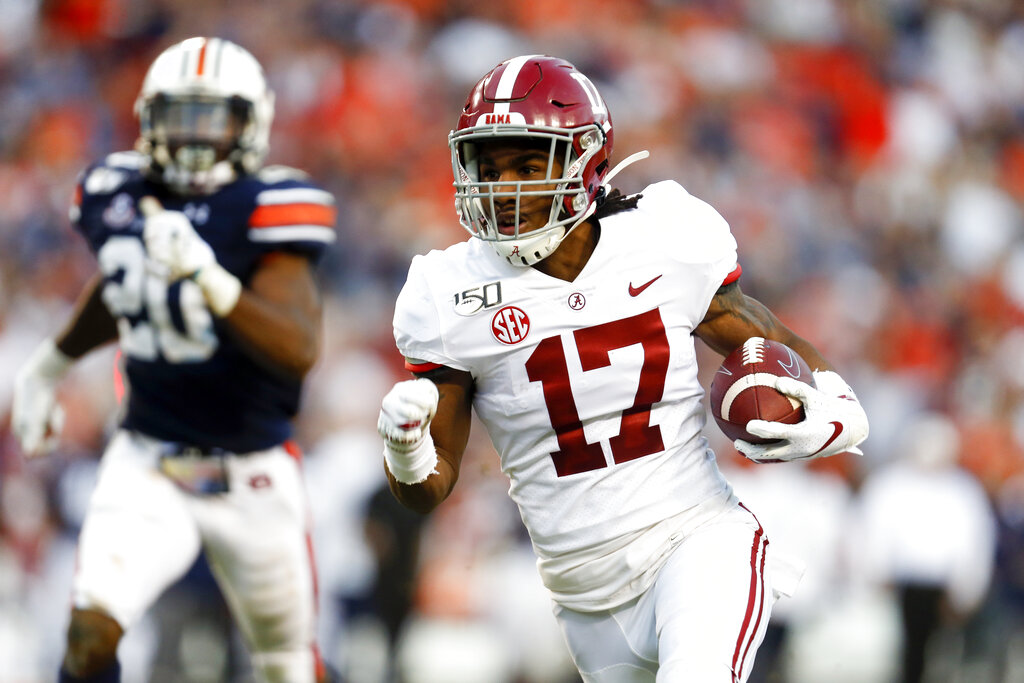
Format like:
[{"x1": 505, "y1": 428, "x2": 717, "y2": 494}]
[
  {"x1": 392, "y1": 249, "x2": 473, "y2": 373},
  {"x1": 635, "y1": 180, "x2": 709, "y2": 223},
  {"x1": 246, "y1": 170, "x2": 337, "y2": 251},
  {"x1": 255, "y1": 164, "x2": 312, "y2": 184},
  {"x1": 72, "y1": 152, "x2": 148, "y2": 236},
  {"x1": 103, "y1": 151, "x2": 148, "y2": 171},
  {"x1": 636, "y1": 180, "x2": 736, "y2": 269},
  {"x1": 78, "y1": 151, "x2": 146, "y2": 197}
]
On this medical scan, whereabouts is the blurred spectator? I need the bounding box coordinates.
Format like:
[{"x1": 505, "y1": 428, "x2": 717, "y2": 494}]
[
  {"x1": 966, "y1": 473, "x2": 1024, "y2": 681},
  {"x1": 856, "y1": 412, "x2": 997, "y2": 682}
]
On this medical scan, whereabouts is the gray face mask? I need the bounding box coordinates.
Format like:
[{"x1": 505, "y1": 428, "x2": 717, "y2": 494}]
[
  {"x1": 172, "y1": 145, "x2": 218, "y2": 172},
  {"x1": 146, "y1": 96, "x2": 248, "y2": 150},
  {"x1": 140, "y1": 95, "x2": 253, "y2": 194}
]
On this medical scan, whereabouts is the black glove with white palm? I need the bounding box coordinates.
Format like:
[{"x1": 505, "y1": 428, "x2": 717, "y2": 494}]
[{"x1": 734, "y1": 370, "x2": 868, "y2": 464}]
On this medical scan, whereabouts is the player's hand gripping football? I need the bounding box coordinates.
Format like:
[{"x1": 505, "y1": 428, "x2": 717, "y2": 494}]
[
  {"x1": 11, "y1": 339, "x2": 72, "y2": 458},
  {"x1": 735, "y1": 370, "x2": 869, "y2": 464},
  {"x1": 140, "y1": 197, "x2": 241, "y2": 316},
  {"x1": 377, "y1": 378, "x2": 440, "y2": 484}
]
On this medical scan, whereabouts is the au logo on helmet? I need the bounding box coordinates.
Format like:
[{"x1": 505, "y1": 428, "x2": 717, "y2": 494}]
[{"x1": 491, "y1": 306, "x2": 530, "y2": 345}]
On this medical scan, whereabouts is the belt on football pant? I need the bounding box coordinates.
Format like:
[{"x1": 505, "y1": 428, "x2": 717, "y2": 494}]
[
  {"x1": 143, "y1": 437, "x2": 233, "y2": 495},
  {"x1": 158, "y1": 452, "x2": 230, "y2": 495},
  {"x1": 156, "y1": 442, "x2": 231, "y2": 458}
]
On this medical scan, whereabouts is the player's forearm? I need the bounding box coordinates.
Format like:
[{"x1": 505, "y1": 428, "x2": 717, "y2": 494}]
[
  {"x1": 222, "y1": 294, "x2": 321, "y2": 377},
  {"x1": 386, "y1": 450, "x2": 459, "y2": 514},
  {"x1": 698, "y1": 284, "x2": 836, "y2": 372},
  {"x1": 769, "y1": 331, "x2": 835, "y2": 373},
  {"x1": 213, "y1": 253, "x2": 323, "y2": 378},
  {"x1": 55, "y1": 275, "x2": 119, "y2": 359},
  {"x1": 378, "y1": 371, "x2": 472, "y2": 513}
]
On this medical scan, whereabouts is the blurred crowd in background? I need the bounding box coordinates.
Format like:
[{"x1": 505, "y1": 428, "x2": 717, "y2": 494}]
[{"x1": 1, "y1": 0, "x2": 1023, "y2": 681}]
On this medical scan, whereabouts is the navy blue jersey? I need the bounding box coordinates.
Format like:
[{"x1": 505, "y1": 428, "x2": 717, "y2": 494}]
[{"x1": 72, "y1": 151, "x2": 336, "y2": 452}]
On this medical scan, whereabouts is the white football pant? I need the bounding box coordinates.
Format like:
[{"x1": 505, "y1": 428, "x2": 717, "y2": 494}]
[
  {"x1": 72, "y1": 430, "x2": 320, "y2": 683},
  {"x1": 555, "y1": 502, "x2": 772, "y2": 682}
]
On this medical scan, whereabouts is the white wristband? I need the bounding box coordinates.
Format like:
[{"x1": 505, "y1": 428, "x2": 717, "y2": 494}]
[
  {"x1": 384, "y1": 433, "x2": 438, "y2": 485},
  {"x1": 25, "y1": 338, "x2": 74, "y2": 380},
  {"x1": 194, "y1": 263, "x2": 242, "y2": 317}
]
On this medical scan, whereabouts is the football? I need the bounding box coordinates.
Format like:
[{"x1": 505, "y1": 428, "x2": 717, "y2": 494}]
[{"x1": 709, "y1": 337, "x2": 815, "y2": 444}]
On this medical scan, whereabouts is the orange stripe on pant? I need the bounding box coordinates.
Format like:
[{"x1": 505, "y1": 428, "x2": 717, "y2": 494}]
[{"x1": 249, "y1": 203, "x2": 337, "y2": 228}]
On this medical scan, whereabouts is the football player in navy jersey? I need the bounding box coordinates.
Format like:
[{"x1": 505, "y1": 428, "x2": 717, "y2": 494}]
[{"x1": 12, "y1": 38, "x2": 336, "y2": 683}]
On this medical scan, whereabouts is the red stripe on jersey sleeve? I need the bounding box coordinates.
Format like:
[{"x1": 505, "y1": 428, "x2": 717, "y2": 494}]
[
  {"x1": 405, "y1": 359, "x2": 444, "y2": 373},
  {"x1": 249, "y1": 203, "x2": 337, "y2": 229},
  {"x1": 722, "y1": 264, "x2": 742, "y2": 286}
]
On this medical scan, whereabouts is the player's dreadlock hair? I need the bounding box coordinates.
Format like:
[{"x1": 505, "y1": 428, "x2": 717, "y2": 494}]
[{"x1": 593, "y1": 188, "x2": 643, "y2": 220}]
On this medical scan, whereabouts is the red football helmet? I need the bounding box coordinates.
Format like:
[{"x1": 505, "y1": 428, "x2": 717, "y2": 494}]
[{"x1": 449, "y1": 55, "x2": 615, "y2": 266}]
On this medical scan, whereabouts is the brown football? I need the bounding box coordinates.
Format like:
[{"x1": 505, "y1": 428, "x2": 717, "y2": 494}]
[{"x1": 709, "y1": 337, "x2": 815, "y2": 444}]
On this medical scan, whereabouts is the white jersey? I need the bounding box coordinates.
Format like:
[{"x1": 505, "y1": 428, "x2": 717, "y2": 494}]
[{"x1": 394, "y1": 181, "x2": 741, "y2": 610}]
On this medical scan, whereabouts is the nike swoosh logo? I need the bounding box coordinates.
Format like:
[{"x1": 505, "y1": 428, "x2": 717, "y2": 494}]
[
  {"x1": 777, "y1": 347, "x2": 802, "y2": 378},
  {"x1": 812, "y1": 421, "x2": 844, "y2": 456},
  {"x1": 629, "y1": 274, "x2": 663, "y2": 297}
]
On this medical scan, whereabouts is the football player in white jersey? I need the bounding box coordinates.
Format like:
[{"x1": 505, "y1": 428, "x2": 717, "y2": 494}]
[
  {"x1": 377, "y1": 55, "x2": 869, "y2": 681},
  {"x1": 11, "y1": 38, "x2": 336, "y2": 682}
]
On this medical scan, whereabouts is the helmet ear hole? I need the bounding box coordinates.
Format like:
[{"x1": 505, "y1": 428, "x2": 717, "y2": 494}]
[{"x1": 229, "y1": 96, "x2": 254, "y2": 133}]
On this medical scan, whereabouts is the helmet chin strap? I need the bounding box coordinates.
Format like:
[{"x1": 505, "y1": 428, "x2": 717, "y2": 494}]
[
  {"x1": 493, "y1": 227, "x2": 567, "y2": 267},
  {"x1": 565, "y1": 149, "x2": 650, "y2": 232},
  {"x1": 602, "y1": 150, "x2": 650, "y2": 188}
]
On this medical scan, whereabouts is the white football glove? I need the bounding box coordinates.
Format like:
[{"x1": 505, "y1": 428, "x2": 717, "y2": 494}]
[
  {"x1": 140, "y1": 197, "x2": 241, "y2": 317},
  {"x1": 735, "y1": 370, "x2": 868, "y2": 464},
  {"x1": 11, "y1": 339, "x2": 72, "y2": 458},
  {"x1": 377, "y1": 378, "x2": 440, "y2": 484}
]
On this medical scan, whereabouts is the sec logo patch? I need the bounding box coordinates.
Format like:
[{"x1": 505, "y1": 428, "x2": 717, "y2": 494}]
[{"x1": 491, "y1": 306, "x2": 530, "y2": 345}]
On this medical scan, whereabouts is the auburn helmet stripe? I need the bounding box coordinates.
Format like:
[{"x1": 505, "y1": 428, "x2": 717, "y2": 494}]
[{"x1": 195, "y1": 38, "x2": 208, "y2": 76}]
